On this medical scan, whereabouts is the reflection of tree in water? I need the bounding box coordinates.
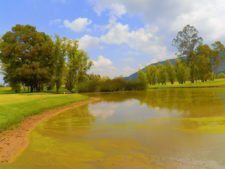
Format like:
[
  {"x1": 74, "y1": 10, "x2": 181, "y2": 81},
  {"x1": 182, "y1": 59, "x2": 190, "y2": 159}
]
[
  {"x1": 140, "y1": 89, "x2": 225, "y2": 118},
  {"x1": 91, "y1": 89, "x2": 225, "y2": 118}
]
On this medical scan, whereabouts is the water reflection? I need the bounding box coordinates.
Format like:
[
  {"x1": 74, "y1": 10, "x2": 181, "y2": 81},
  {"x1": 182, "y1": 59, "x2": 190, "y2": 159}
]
[
  {"x1": 2, "y1": 88, "x2": 225, "y2": 169},
  {"x1": 91, "y1": 88, "x2": 225, "y2": 118}
]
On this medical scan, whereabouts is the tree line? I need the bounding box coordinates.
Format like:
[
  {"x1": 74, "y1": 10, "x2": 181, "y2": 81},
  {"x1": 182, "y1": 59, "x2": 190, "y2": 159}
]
[
  {"x1": 0, "y1": 24, "x2": 224, "y2": 93},
  {"x1": 0, "y1": 25, "x2": 92, "y2": 93},
  {"x1": 138, "y1": 25, "x2": 225, "y2": 85}
]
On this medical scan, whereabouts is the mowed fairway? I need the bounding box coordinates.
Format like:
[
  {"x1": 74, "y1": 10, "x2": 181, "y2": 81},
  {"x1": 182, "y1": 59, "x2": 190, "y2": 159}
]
[{"x1": 0, "y1": 87, "x2": 88, "y2": 130}]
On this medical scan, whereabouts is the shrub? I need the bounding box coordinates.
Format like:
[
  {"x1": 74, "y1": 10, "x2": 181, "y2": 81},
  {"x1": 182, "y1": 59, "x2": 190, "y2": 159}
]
[
  {"x1": 78, "y1": 78, "x2": 147, "y2": 93},
  {"x1": 217, "y1": 73, "x2": 225, "y2": 79}
]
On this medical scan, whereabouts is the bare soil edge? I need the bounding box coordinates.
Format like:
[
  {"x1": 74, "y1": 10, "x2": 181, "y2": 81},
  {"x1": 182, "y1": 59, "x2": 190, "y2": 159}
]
[{"x1": 0, "y1": 97, "x2": 100, "y2": 164}]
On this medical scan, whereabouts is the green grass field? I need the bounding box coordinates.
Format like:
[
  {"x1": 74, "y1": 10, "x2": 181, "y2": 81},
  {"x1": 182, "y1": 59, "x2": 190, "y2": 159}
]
[
  {"x1": 0, "y1": 88, "x2": 88, "y2": 130},
  {"x1": 149, "y1": 78, "x2": 225, "y2": 89}
]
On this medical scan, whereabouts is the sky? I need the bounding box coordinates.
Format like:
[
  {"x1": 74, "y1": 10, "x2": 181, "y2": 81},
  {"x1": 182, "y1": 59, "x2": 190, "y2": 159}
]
[{"x1": 1, "y1": 0, "x2": 225, "y2": 83}]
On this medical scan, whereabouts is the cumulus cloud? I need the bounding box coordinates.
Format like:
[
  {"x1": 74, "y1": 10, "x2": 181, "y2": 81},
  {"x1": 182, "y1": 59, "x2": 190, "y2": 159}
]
[
  {"x1": 91, "y1": 0, "x2": 225, "y2": 41},
  {"x1": 79, "y1": 35, "x2": 100, "y2": 50},
  {"x1": 90, "y1": 55, "x2": 117, "y2": 77},
  {"x1": 64, "y1": 17, "x2": 92, "y2": 32},
  {"x1": 90, "y1": 56, "x2": 136, "y2": 77},
  {"x1": 79, "y1": 21, "x2": 172, "y2": 61},
  {"x1": 171, "y1": 0, "x2": 225, "y2": 40},
  {"x1": 93, "y1": 55, "x2": 113, "y2": 67},
  {"x1": 102, "y1": 22, "x2": 171, "y2": 60},
  {"x1": 92, "y1": 0, "x2": 126, "y2": 19}
]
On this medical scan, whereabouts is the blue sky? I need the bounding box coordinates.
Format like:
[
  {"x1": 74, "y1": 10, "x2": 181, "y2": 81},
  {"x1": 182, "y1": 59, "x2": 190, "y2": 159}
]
[{"x1": 1, "y1": 0, "x2": 225, "y2": 83}]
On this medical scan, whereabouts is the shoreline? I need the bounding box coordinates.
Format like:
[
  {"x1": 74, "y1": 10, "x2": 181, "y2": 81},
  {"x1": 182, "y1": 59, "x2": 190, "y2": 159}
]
[
  {"x1": 149, "y1": 85, "x2": 225, "y2": 89},
  {"x1": 0, "y1": 97, "x2": 100, "y2": 164}
]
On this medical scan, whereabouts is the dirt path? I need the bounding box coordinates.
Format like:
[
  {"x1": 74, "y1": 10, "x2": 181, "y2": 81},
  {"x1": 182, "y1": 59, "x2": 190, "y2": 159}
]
[{"x1": 0, "y1": 97, "x2": 100, "y2": 163}]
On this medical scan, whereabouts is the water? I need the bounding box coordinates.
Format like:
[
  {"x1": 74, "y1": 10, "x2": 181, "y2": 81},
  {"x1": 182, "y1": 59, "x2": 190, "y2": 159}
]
[{"x1": 2, "y1": 89, "x2": 225, "y2": 169}]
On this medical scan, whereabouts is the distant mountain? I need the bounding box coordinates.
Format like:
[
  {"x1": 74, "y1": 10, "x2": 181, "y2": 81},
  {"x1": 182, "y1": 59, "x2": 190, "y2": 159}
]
[{"x1": 125, "y1": 58, "x2": 225, "y2": 80}]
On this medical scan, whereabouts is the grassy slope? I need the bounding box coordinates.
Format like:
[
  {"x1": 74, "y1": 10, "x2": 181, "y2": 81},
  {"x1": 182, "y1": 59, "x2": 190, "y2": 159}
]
[
  {"x1": 0, "y1": 87, "x2": 88, "y2": 130},
  {"x1": 149, "y1": 78, "x2": 225, "y2": 89}
]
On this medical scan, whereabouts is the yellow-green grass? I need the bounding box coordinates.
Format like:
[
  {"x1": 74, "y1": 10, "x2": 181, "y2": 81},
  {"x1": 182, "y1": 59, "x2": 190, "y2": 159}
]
[
  {"x1": 0, "y1": 87, "x2": 14, "y2": 94},
  {"x1": 149, "y1": 78, "x2": 225, "y2": 89},
  {"x1": 0, "y1": 91, "x2": 88, "y2": 130}
]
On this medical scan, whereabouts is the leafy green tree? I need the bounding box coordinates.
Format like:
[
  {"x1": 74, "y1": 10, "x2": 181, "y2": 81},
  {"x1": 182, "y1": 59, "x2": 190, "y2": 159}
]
[
  {"x1": 173, "y1": 25, "x2": 203, "y2": 83},
  {"x1": 175, "y1": 59, "x2": 189, "y2": 84},
  {"x1": 137, "y1": 70, "x2": 148, "y2": 87},
  {"x1": 52, "y1": 35, "x2": 67, "y2": 93},
  {"x1": 0, "y1": 25, "x2": 54, "y2": 92},
  {"x1": 65, "y1": 40, "x2": 92, "y2": 92},
  {"x1": 88, "y1": 74, "x2": 101, "y2": 81},
  {"x1": 195, "y1": 45, "x2": 212, "y2": 82},
  {"x1": 156, "y1": 64, "x2": 167, "y2": 85},
  {"x1": 211, "y1": 41, "x2": 225, "y2": 78},
  {"x1": 146, "y1": 65, "x2": 157, "y2": 85},
  {"x1": 165, "y1": 61, "x2": 176, "y2": 84}
]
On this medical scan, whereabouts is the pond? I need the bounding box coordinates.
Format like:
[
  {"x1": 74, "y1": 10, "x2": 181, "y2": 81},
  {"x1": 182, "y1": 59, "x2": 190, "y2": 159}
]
[{"x1": 2, "y1": 88, "x2": 225, "y2": 169}]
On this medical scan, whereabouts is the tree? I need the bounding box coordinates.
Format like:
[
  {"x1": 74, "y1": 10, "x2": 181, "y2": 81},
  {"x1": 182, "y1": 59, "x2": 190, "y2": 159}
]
[
  {"x1": 52, "y1": 35, "x2": 66, "y2": 93},
  {"x1": 173, "y1": 25, "x2": 203, "y2": 83},
  {"x1": 175, "y1": 59, "x2": 189, "y2": 84},
  {"x1": 211, "y1": 41, "x2": 225, "y2": 78},
  {"x1": 165, "y1": 61, "x2": 176, "y2": 84},
  {"x1": 0, "y1": 25, "x2": 54, "y2": 92},
  {"x1": 195, "y1": 45, "x2": 212, "y2": 82},
  {"x1": 65, "y1": 40, "x2": 92, "y2": 92},
  {"x1": 137, "y1": 70, "x2": 148, "y2": 87},
  {"x1": 156, "y1": 64, "x2": 167, "y2": 85},
  {"x1": 146, "y1": 65, "x2": 157, "y2": 85}
]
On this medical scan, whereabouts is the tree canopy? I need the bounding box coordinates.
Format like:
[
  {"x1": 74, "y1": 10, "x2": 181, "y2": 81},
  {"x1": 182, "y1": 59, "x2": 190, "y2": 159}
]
[
  {"x1": 0, "y1": 25, "x2": 54, "y2": 92},
  {"x1": 0, "y1": 24, "x2": 93, "y2": 92}
]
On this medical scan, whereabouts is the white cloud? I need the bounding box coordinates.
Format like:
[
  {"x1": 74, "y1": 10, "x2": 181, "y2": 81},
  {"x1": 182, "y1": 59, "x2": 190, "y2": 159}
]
[
  {"x1": 79, "y1": 20, "x2": 172, "y2": 65},
  {"x1": 93, "y1": 55, "x2": 113, "y2": 67},
  {"x1": 91, "y1": 0, "x2": 225, "y2": 41},
  {"x1": 79, "y1": 35, "x2": 100, "y2": 50},
  {"x1": 90, "y1": 56, "x2": 136, "y2": 78},
  {"x1": 64, "y1": 17, "x2": 92, "y2": 32},
  {"x1": 171, "y1": 0, "x2": 225, "y2": 40},
  {"x1": 101, "y1": 22, "x2": 129, "y2": 44},
  {"x1": 90, "y1": 55, "x2": 117, "y2": 77},
  {"x1": 110, "y1": 3, "x2": 126, "y2": 18},
  {"x1": 92, "y1": 1, "x2": 126, "y2": 19},
  {"x1": 101, "y1": 21, "x2": 171, "y2": 61}
]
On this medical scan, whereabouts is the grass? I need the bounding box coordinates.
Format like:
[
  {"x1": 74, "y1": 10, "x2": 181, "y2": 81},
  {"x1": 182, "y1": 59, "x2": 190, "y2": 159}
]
[
  {"x1": 0, "y1": 87, "x2": 15, "y2": 94},
  {"x1": 148, "y1": 78, "x2": 225, "y2": 89},
  {"x1": 0, "y1": 89, "x2": 88, "y2": 130}
]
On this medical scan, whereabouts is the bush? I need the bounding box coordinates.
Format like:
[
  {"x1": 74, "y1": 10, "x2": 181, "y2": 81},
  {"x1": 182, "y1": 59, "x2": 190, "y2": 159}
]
[
  {"x1": 78, "y1": 80, "x2": 100, "y2": 93},
  {"x1": 78, "y1": 78, "x2": 147, "y2": 93},
  {"x1": 217, "y1": 73, "x2": 225, "y2": 79}
]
